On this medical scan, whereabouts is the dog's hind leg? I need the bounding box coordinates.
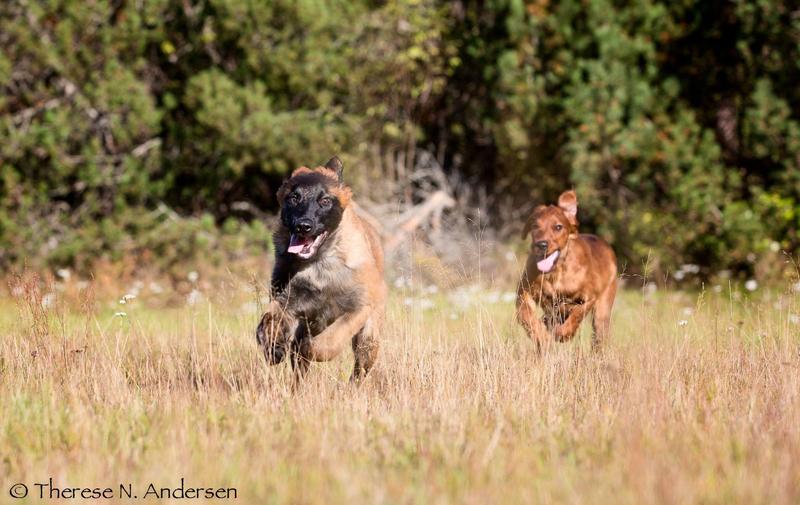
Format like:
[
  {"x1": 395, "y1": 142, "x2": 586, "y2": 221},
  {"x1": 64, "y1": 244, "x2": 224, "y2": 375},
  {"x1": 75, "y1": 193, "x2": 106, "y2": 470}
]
[
  {"x1": 350, "y1": 310, "x2": 382, "y2": 383},
  {"x1": 592, "y1": 278, "x2": 618, "y2": 350},
  {"x1": 289, "y1": 324, "x2": 311, "y2": 388},
  {"x1": 300, "y1": 305, "x2": 372, "y2": 362},
  {"x1": 290, "y1": 349, "x2": 310, "y2": 389}
]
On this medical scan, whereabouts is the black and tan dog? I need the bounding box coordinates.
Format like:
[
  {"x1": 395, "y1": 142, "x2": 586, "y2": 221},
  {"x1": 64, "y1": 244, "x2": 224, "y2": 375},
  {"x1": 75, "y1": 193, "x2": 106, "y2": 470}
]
[
  {"x1": 517, "y1": 190, "x2": 617, "y2": 351},
  {"x1": 256, "y1": 157, "x2": 386, "y2": 383}
]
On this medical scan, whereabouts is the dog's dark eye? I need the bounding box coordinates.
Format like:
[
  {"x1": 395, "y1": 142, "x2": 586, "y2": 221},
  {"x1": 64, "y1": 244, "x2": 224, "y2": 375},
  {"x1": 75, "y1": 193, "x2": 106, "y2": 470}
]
[
  {"x1": 319, "y1": 196, "x2": 333, "y2": 207},
  {"x1": 554, "y1": 224, "x2": 564, "y2": 231},
  {"x1": 287, "y1": 193, "x2": 300, "y2": 205}
]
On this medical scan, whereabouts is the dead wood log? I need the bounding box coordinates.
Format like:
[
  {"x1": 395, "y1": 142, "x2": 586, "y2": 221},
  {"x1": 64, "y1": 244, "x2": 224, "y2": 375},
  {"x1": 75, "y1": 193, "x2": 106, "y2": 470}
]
[{"x1": 383, "y1": 190, "x2": 455, "y2": 253}]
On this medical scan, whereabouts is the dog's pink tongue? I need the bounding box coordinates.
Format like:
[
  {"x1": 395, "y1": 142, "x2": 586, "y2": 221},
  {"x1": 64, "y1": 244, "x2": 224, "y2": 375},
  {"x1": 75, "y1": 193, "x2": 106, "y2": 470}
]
[
  {"x1": 287, "y1": 235, "x2": 311, "y2": 254},
  {"x1": 537, "y1": 250, "x2": 560, "y2": 273}
]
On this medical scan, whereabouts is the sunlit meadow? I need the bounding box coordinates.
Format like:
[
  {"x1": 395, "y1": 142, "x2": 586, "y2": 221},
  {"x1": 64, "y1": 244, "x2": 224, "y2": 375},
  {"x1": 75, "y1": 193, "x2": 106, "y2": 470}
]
[{"x1": 1, "y1": 267, "x2": 799, "y2": 504}]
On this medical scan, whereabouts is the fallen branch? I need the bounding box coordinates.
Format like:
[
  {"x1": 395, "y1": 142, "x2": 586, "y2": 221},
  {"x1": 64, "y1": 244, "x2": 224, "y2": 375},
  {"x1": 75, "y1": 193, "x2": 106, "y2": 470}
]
[{"x1": 384, "y1": 190, "x2": 455, "y2": 253}]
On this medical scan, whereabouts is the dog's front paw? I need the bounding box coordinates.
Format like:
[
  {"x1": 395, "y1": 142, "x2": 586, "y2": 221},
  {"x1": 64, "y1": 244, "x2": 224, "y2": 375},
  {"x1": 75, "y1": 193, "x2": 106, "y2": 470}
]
[
  {"x1": 256, "y1": 311, "x2": 287, "y2": 365},
  {"x1": 553, "y1": 323, "x2": 577, "y2": 342}
]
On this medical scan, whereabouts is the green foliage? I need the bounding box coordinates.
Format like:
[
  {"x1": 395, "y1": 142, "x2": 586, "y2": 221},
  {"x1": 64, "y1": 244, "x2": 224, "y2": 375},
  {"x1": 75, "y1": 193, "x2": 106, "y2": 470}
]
[
  {"x1": 447, "y1": 0, "x2": 800, "y2": 276},
  {"x1": 0, "y1": 0, "x2": 798, "y2": 278}
]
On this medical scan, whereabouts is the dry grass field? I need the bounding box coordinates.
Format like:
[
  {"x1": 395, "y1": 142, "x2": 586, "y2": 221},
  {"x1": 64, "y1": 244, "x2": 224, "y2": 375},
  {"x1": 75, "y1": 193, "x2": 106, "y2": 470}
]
[{"x1": 1, "y1": 272, "x2": 799, "y2": 504}]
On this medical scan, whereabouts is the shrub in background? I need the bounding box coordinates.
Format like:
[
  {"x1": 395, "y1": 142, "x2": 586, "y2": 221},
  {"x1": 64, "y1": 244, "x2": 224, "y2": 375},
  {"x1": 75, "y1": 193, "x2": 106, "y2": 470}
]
[{"x1": 0, "y1": 0, "x2": 798, "y2": 280}]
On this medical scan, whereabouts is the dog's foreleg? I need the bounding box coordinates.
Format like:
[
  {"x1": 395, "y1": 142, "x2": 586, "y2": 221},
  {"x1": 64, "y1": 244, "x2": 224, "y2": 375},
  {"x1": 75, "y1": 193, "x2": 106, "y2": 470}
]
[
  {"x1": 517, "y1": 291, "x2": 551, "y2": 351},
  {"x1": 299, "y1": 305, "x2": 372, "y2": 362},
  {"x1": 256, "y1": 302, "x2": 295, "y2": 365},
  {"x1": 553, "y1": 302, "x2": 593, "y2": 342}
]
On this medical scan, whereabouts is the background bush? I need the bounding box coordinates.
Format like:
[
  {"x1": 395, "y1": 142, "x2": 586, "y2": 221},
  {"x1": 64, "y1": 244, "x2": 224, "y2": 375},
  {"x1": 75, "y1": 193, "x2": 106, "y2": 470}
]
[{"x1": 1, "y1": 0, "x2": 798, "y2": 279}]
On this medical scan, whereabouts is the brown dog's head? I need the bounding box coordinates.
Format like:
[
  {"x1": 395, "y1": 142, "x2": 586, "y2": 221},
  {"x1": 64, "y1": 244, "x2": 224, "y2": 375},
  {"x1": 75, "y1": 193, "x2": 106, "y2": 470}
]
[
  {"x1": 522, "y1": 190, "x2": 578, "y2": 273},
  {"x1": 276, "y1": 156, "x2": 353, "y2": 260}
]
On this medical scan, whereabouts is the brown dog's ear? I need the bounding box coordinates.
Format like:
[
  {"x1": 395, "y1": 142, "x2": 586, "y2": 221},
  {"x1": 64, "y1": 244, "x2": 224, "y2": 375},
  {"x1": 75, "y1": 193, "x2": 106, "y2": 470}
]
[
  {"x1": 557, "y1": 190, "x2": 578, "y2": 226},
  {"x1": 324, "y1": 156, "x2": 344, "y2": 184},
  {"x1": 521, "y1": 215, "x2": 533, "y2": 240},
  {"x1": 521, "y1": 205, "x2": 546, "y2": 239}
]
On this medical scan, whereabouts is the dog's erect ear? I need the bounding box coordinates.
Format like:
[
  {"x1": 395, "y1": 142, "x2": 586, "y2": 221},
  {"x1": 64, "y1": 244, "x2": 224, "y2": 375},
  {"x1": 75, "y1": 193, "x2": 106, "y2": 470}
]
[
  {"x1": 557, "y1": 190, "x2": 578, "y2": 226},
  {"x1": 324, "y1": 156, "x2": 344, "y2": 184}
]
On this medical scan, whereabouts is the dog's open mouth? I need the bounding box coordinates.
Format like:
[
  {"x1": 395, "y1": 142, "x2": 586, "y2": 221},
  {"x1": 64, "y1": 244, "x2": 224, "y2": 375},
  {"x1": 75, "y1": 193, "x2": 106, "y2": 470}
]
[
  {"x1": 537, "y1": 250, "x2": 560, "y2": 273},
  {"x1": 287, "y1": 232, "x2": 328, "y2": 259}
]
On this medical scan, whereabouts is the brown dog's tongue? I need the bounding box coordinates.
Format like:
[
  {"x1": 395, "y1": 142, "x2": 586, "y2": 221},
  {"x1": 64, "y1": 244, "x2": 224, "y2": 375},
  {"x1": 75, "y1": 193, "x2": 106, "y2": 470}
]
[
  {"x1": 537, "y1": 250, "x2": 560, "y2": 273},
  {"x1": 287, "y1": 234, "x2": 311, "y2": 254}
]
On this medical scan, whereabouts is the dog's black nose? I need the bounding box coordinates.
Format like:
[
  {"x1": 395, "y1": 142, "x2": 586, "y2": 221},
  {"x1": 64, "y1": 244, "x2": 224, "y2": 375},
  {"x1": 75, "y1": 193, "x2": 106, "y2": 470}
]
[
  {"x1": 535, "y1": 240, "x2": 548, "y2": 250},
  {"x1": 295, "y1": 220, "x2": 313, "y2": 234}
]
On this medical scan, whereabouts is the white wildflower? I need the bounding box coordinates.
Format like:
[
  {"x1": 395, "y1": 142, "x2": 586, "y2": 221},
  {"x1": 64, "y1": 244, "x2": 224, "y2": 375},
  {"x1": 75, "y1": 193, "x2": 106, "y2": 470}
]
[
  {"x1": 186, "y1": 289, "x2": 202, "y2": 306},
  {"x1": 681, "y1": 307, "x2": 693, "y2": 316},
  {"x1": 788, "y1": 314, "x2": 800, "y2": 325},
  {"x1": 114, "y1": 312, "x2": 127, "y2": 317},
  {"x1": 393, "y1": 276, "x2": 410, "y2": 289},
  {"x1": 241, "y1": 302, "x2": 259, "y2": 314},
  {"x1": 187, "y1": 271, "x2": 199, "y2": 283},
  {"x1": 678, "y1": 320, "x2": 688, "y2": 327},
  {"x1": 56, "y1": 268, "x2": 71, "y2": 281},
  {"x1": 418, "y1": 298, "x2": 435, "y2": 310},
  {"x1": 673, "y1": 270, "x2": 685, "y2": 281},
  {"x1": 41, "y1": 293, "x2": 56, "y2": 309},
  {"x1": 744, "y1": 279, "x2": 758, "y2": 292},
  {"x1": 448, "y1": 284, "x2": 482, "y2": 310},
  {"x1": 681, "y1": 264, "x2": 700, "y2": 274}
]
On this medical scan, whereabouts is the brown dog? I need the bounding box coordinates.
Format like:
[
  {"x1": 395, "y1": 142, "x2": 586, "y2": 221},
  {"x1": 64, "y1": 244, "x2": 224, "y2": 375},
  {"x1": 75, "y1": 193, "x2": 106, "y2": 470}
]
[
  {"x1": 256, "y1": 157, "x2": 386, "y2": 383},
  {"x1": 516, "y1": 190, "x2": 617, "y2": 351}
]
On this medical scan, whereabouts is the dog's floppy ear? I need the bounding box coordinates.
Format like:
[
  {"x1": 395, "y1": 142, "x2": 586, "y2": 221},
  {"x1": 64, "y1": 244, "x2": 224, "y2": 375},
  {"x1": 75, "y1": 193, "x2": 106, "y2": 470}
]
[
  {"x1": 557, "y1": 190, "x2": 578, "y2": 227},
  {"x1": 276, "y1": 179, "x2": 290, "y2": 203},
  {"x1": 324, "y1": 156, "x2": 344, "y2": 184},
  {"x1": 521, "y1": 205, "x2": 546, "y2": 239}
]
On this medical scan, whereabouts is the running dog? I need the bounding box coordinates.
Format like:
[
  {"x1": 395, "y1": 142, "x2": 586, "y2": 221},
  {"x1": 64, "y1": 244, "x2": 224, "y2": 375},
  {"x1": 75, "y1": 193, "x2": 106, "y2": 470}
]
[
  {"x1": 256, "y1": 157, "x2": 386, "y2": 383},
  {"x1": 516, "y1": 190, "x2": 617, "y2": 351}
]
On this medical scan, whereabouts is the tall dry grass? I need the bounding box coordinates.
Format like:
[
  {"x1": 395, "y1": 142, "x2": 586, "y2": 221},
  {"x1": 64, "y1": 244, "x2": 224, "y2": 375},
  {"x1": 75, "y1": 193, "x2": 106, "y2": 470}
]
[{"x1": 0, "y1": 271, "x2": 798, "y2": 504}]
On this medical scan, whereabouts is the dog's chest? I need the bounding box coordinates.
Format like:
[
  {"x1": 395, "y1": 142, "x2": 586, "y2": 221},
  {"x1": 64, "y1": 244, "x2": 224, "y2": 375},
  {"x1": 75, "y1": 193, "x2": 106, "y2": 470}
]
[
  {"x1": 285, "y1": 257, "x2": 362, "y2": 321},
  {"x1": 537, "y1": 277, "x2": 584, "y2": 312}
]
